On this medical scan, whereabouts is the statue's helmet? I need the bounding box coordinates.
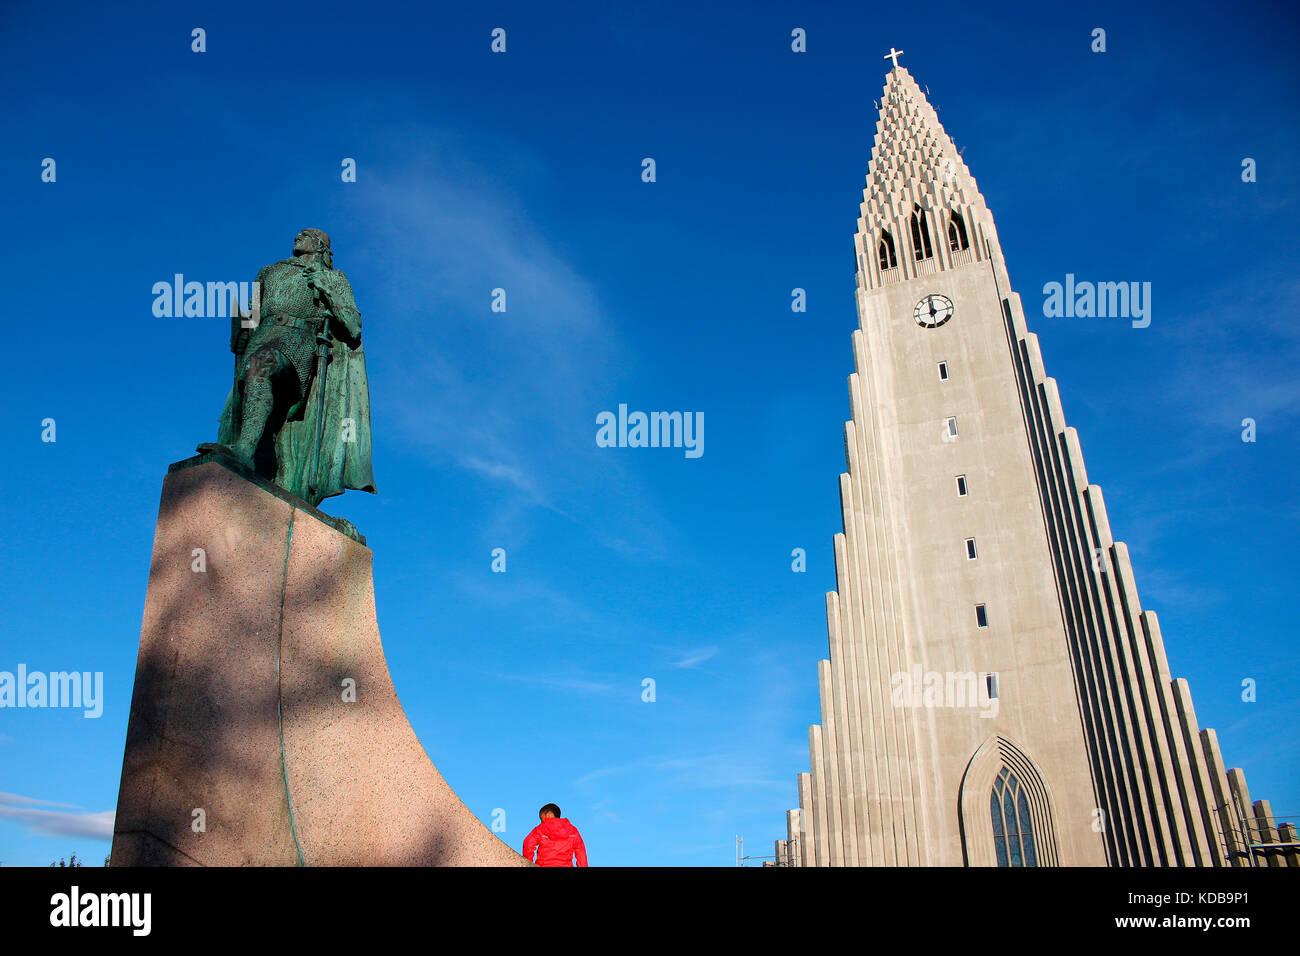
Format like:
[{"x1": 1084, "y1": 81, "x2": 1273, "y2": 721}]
[{"x1": 293, "y1": 228, "x2": 332, "y2": 266}]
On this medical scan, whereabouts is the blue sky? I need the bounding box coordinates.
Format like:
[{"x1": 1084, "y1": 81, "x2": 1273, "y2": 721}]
[{"x1": 0, "y1": 0, "x2": 1296, "y2": 867}]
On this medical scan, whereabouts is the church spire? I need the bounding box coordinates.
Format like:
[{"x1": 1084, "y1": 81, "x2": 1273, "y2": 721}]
[{"x1": 855, "y1": 65, "x2": 995, "y2": 289}]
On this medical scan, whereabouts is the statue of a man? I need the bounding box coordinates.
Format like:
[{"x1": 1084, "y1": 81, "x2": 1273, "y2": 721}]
[{"x1": 200, "y1": 228, "x2": 376, "y2": 508}]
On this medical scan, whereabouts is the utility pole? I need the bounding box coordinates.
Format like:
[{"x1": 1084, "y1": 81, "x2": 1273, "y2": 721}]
[{"x1": 735, "y1": 834, "x2": 782, "y2": 866}]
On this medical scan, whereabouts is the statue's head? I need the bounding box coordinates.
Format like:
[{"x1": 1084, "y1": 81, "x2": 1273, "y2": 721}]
[{"x1": 293, "y1": 228, "x2": 333, "y2": 268}]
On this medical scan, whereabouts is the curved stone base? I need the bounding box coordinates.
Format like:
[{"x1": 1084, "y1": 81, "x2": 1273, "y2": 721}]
[{"x1": 110, "y1": 461, "x2": 525, "y2": 866}]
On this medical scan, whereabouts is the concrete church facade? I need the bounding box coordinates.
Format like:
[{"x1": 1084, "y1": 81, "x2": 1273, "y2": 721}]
[{"x1": 777, "y1": 59, "x2": 1292, "y2": 867}]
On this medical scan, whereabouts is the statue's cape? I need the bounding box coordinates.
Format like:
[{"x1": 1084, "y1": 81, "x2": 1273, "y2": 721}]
[
  {"x1": 217, "y1": 338, "x2": 376, "y2": 507},
  {"x1": 278, "y1": 340, "x2": 376, "y2": 505}
]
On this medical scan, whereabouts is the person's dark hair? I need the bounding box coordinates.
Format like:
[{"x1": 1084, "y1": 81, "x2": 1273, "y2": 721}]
[{"x1": 539, "y1": 803, "x2": 562, "y2": 818}]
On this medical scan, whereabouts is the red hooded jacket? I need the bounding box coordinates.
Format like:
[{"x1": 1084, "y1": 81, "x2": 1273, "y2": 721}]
[{"x1": 523, "y1": 817, "x2": 588, "y2": 867}]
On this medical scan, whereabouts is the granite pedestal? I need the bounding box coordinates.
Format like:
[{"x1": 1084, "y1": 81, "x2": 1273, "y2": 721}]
[{"x1": 109, "y1": 460, "x2": 525, "y2": 866}]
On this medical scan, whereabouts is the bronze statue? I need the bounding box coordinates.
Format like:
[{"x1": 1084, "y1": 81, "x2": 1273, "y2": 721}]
[{"x1": 199, "y1": 229, "x2": 375, "y2": 508}]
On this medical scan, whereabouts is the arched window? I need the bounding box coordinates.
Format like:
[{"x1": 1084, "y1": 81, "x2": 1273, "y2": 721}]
[
  {"x1": 878, "y1": 230, "x2": 898, "y2": 270},
  {"x1": 947, "y1": 211, "x2": 970, "y2": 252},
  {"x1": 910, "y1": 204, "x2": 934, "y2": 261},
  {"x1": 990, "y1": 767, "x2": 1038, "y2": 867},
  {"x1": 960, "y1": 735, "x2": 1060, "y2": 866}
]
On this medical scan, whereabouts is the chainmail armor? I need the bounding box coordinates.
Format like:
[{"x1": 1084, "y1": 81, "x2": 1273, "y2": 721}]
[{"x1": 240, "y1": 257, "x2": 337, "y2": 396}]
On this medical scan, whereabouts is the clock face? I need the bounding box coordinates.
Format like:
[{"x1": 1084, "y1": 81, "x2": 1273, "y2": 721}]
[{"x1": 914, "y1": 293, "x2": 954, "y2": 328}]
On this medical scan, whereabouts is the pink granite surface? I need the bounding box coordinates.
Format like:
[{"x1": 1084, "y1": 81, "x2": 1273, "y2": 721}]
[{"x1": 110, "y1": 462, "x2": 526, "y2": 866}]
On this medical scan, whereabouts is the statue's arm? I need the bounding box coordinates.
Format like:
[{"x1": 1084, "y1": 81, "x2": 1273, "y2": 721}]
[
  {"x1": 231, "y1": 265, "x2": 271, "y2": 356},
  {"x1": 324, "y1": 270, "x2": 363, "y2": 345}
]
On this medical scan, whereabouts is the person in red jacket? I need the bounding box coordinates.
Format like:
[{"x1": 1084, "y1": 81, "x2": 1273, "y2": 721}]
[{"x1": 523, "y1": 804, "x2": 588, "y2": 867}]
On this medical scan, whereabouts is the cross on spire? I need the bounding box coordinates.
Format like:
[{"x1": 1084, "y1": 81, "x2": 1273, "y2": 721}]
[{"x1": 883, "y1": 47, "x2": 904, "y2": 69}]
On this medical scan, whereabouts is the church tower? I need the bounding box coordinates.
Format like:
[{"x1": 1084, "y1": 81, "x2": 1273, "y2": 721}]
[{"x1": 777, "y1": 56, "x2": 1290, "y2": 867}]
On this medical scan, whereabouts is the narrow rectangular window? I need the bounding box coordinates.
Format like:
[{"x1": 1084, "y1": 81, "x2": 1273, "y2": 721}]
[
  {"x1": 938, "y1": 361, "x2": 949, "y2": 380},
  {"x1": 966, "y1": 537, "x2": 977, "y2": 560},
  {"x1": 946, "y1": 417, "x2": 958, "y2": 437},
  {"x1": 956, "y1": 475, "x2": 968, "y2": 497},
  {"x1": 975, "y1": 604, "x2": 988, "y2": 628},
  {"x1": 986, "y1": 674, "x2": 999, "y2": 700}
]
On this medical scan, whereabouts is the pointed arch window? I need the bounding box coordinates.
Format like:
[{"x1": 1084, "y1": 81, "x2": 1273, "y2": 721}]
[
  {"x1": 947, "y1": 211, "x2": 970, "y2": 252},
  {"x1": 878, "y1": 230, "x2": 898, "y2": 271},
  {"x1": 990, "y1": 767, "x2": 1038, "y2": 867},
  {"x1": 910, "y1": 204, "x2": 934, "y2": 261}
]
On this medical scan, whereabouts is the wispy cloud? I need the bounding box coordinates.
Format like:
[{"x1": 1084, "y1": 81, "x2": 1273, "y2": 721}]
[
  {"x1": 572, "y1": 753, "x2": 786, "y2": 793},
  {"x1": 459, "y1": 456, "x2": 542, "y2": 498},
  {"x1": 476, "y1": 671, "x2": 615, "y2": 696},
  {"x1": 0, "y1": 792, "x2": 77, "y2": 809},
  {"x1": 0, "y1": 793, "x2": 114, "y2": 840},
  {"x1": 585, "y1": 800, "x2": 620, "y2": 823},
  {"x1": 672, "y1": 646, "x2": 719, "y2": 669},
  {"x1": 654, "y1": 754, "x2": 786, "y2": 791},
  {"x1": 574, "y1": 765, "x2": 632, "y2": 787},
  {"x1": 449, "y1": 572, "x2": 693, "y2": 657},
  {"x1": 350, "y1": 134, "x2": 677, "y2": 561}
]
